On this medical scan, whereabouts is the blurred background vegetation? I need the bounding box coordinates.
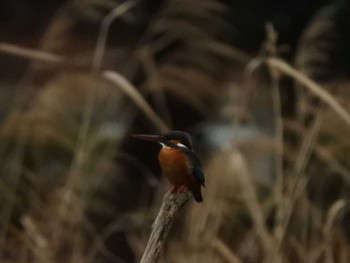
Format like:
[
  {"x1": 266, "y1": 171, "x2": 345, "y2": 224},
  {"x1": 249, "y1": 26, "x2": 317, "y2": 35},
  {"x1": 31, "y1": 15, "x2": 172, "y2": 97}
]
[{"x1": 1, "y1": 0, "x2": 350, "y2": 262}]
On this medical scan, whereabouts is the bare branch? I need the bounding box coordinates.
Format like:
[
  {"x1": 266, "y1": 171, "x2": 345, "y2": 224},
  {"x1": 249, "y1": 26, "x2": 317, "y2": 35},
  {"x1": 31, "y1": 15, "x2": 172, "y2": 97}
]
[{"x1": 140, "y1": 191, "x2": 191, "y2": 263}]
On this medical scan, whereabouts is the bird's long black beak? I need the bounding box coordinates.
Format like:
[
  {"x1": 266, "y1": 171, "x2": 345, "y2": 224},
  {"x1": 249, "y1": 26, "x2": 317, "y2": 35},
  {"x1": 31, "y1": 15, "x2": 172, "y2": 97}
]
[{"x1": 131, "y1": 134, "x2": 163, "y2": 142}]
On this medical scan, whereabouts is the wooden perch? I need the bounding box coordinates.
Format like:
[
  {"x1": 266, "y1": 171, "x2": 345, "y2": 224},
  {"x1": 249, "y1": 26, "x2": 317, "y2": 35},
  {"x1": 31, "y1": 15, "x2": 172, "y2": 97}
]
[{"x1": 140, "y1": 190, "x2": 191, "y2": 263}]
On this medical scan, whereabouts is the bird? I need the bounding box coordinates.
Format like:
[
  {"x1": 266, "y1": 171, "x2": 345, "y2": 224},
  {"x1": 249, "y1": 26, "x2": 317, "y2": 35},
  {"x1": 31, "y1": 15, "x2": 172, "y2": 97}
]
[{"x1": 132, "y1": 130, "x2": 205, "y2": 202}]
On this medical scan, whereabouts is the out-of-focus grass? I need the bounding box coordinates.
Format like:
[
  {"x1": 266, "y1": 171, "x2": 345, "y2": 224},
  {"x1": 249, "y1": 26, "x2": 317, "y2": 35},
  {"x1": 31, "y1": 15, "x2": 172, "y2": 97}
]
[{"x1": 1, "y1": 0, "x2": 350, "y2": 263}]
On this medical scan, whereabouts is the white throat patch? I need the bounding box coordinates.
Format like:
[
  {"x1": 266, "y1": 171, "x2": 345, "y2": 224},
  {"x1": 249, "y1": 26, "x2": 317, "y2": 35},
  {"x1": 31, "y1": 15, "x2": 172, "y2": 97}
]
[{"x1": 159, "y1": 142, "x2": 169, "y2": 149}]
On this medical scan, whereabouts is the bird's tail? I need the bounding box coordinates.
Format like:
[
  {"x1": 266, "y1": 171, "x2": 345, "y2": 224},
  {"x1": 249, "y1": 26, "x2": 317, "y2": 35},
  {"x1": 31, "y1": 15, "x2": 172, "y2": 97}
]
[{"x1": 190, "y1": 184, "x2": 203, "y2": 203}]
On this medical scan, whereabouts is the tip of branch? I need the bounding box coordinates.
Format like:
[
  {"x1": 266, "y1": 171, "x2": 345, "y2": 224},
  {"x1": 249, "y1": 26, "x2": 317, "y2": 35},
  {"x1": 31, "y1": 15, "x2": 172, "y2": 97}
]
[{"x1": 163, "y1": 190, "x2": 191, "y2": 206}]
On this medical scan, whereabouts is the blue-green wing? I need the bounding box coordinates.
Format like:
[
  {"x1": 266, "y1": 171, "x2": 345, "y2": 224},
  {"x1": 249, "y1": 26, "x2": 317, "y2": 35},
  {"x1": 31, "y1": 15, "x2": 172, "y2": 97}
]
[
  {"x1": 183, "y1": 149, "x2": 205, "y2": 186},
  {"x1": 192, "y1": 165, "x2": 205, "y2": 187}
]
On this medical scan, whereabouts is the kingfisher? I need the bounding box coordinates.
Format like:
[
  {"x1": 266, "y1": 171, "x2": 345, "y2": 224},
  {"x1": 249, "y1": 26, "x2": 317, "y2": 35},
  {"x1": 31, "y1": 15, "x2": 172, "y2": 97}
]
[{"x1": 132, "y1": 130, "x2": 205, "y2": 202}]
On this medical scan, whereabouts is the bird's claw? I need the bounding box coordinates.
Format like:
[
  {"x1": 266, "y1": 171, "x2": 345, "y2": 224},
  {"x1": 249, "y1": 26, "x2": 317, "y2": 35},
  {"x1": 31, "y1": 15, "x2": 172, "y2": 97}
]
[{"x1": 171, "y1": 184, "x2": 187, "y2": 193}]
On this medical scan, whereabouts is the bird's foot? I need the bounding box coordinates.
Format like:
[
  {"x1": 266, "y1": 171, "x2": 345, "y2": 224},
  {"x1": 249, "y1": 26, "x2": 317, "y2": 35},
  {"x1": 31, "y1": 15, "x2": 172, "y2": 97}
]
[
  {"x1": 171, "y1": 185, "x2": 177, "y2": 193},
  {"x1": 171, "y1": 185, "x2": 187, "y2": 194},
  {"x1": 178, "y1": 185, "x2": 187, "y2": 192}
]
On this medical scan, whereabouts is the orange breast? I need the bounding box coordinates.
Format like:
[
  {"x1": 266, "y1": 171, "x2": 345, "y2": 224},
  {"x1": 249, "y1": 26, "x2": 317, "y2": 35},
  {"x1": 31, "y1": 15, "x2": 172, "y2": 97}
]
[{"x1": 158, "y1": 148, "x2": 193, "y2": 186}]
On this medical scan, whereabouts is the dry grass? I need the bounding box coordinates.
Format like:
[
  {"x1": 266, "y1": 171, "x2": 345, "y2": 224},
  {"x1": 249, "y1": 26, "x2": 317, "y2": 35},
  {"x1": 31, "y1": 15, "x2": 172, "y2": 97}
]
[{"x1": 1, "y1": 0, "x2": 350, "y2": 263}]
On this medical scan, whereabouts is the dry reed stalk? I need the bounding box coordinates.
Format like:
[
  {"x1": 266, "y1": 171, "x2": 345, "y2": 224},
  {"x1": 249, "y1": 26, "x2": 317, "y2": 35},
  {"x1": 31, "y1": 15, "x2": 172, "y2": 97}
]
[
  {"x1": 139, "y1": 49, "x2": 173, "y2": 127},
  {"x1": 315, "y1": 146, "x2": 350, "y2": 186},
  {"x1": 140, "y1": 190, "x2": 191, "y2": 263},
  {"x1": 263, "y1": 25, "x2": 285, "y2": 263},
  {"x1": 102, "y1": 70, "x2": 169, "y2": 132},
  {"x1": 266, "y1": 58, "x2": 350, "y2": 128},
  {"x1": 323, "y1": 199, "x2": 346, "y2": 263},
  {"x1": 91, "y1": 0, "x2": 138, "y2": 73},
  {"x1": 229, "y1": 149, "x2": 273, "y2": 256},
  {"x1": 212, "y1": 238, "x2": 243, "y2": 263},
  {"x1": 56, "y1": 9, "x2": 139, "y2": 246},
  {"x1": 292, "y1": 108, "x2": 324, "y2": 175},
  {"x1": 0, "y1": 42, "x2": 67, "y2": 64},
  {"x1": 271, "y1": 108, "x2": 324, "y2": 261}
]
